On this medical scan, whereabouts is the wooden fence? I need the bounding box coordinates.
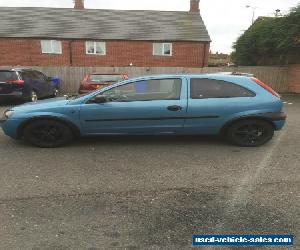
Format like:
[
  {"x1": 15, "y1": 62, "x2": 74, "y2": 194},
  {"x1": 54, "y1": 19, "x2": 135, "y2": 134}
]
[{"x1": 26, "y1": 66, "x2": 289, "y2": 94}]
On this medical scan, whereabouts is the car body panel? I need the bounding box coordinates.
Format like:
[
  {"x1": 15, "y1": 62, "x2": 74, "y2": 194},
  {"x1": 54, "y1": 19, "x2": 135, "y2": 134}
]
[
  {"x1": 80, "y1": 77, "x2": 188, "y2": 134},
  {"x1": 0, "y1": 74, "x2": 286, "y2": 140}
]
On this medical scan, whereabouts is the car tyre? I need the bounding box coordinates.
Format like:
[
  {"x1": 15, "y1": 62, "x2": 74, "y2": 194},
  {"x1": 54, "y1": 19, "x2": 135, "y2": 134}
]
[
  {"x1": 23, "y1": 119, "x2": 74, "y2": 148},
  {"x1": 226, "y1": 119, "x2": 274, "y2": 147},
  {"x1": 30, "y1": 90, "x2": 38, "y2": 102},
  {"x1": 52, "y1": 88, "x2": 59, "y2": 98}
]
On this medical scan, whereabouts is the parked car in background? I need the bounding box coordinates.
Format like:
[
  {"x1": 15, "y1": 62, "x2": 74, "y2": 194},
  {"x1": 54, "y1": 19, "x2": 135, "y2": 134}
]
[
  {"x1": 79, "y1": 73, "x2": 128, "y2": 94},
  {"x1": 1, "y1": 73, "x2": 286, "y2": 148},
  {"x1": 0, "y1": 68, "x2": 57, "y2": 102},
  {"x1": 51, "y1": 76, "x2": 61, "y2": 97}
]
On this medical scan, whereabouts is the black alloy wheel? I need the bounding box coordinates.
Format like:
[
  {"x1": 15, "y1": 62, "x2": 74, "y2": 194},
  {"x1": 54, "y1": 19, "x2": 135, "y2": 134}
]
[
  {"x1": 30, "y1": 90, "x2": 38, "y2": 102},
  {"x1": 52, "y1": 88, "x2": 59, "y2": 97},
  {"x1": 227, "y1": 119, "x2": 274, "y2": 147},
  {"x1": 23, "y1": 119, "x2": 74, "y2": 148}
]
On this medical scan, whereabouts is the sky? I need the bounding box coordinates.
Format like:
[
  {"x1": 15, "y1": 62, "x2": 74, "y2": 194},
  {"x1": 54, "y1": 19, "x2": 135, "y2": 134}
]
[{"x1": 0, "y1": 0, "x2": 299, "y2": 53}]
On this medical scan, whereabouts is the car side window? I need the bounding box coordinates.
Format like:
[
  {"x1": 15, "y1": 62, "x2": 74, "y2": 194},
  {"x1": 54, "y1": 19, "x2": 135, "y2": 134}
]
[
  {"x1": 0, "y1": 71, "x2": 18, "y2": 82},
  {"x1": 98, "y1": 78, "x2": 182, "y2": 102},
  {"x1": 33, "y1": 71, "x2": 47, "y2": 81},
  {"x1": 21, "y1": 71, "x2": 35, "y2": 80},
  {"x1": 190, "y1": 78, "x2": 255, "y2": 99}
]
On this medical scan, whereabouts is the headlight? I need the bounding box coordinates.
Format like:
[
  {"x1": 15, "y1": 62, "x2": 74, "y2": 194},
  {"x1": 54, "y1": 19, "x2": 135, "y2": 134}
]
[{"x1": 4, "y1": 110, "x2": 14, "y2": 119}]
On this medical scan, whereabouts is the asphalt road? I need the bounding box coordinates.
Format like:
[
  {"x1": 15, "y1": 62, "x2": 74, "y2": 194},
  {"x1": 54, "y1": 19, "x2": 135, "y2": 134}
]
[{"x1": 0, "y1": 96, "x2": 299, "y2": 250}]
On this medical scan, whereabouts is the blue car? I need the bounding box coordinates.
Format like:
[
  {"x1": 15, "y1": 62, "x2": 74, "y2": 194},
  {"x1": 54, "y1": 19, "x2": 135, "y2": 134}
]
[
  {"x1": 0, "y1": 68, "x2": 57, "y2": 102},
  {"x1": 0, "y1": 73, "x2": 286, "y2": 147}
]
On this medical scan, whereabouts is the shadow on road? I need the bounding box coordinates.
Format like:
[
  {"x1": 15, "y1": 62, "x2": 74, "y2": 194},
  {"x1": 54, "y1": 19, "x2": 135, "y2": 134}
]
[{"x1": 70, "y1": 135, "x2": 228, "y2": 147}]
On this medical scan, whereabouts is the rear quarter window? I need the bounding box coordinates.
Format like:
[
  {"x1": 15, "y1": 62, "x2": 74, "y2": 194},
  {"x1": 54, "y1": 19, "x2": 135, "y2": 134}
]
[
  {"x1": 0, "y1": 71, "x2": 18, "y2": 82},
  {"x1": 21, "y1": 71, "x2": 36, "y2": 80},
  {"x1": 190, "y1": 78, "x2": 255, "y2": 99}
]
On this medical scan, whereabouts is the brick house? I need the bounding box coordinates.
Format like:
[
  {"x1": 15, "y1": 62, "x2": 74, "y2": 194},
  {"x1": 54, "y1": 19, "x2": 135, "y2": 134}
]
[{"x1": 0, "y1": 0, "x2": 211, "y2": 67}]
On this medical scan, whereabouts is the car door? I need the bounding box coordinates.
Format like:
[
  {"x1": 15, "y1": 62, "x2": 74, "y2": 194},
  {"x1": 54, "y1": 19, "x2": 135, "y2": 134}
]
[
  {"x1": 21, "y1": 70, "x2": 40, "y2": 95},
  {"x1": 33, "y1": 71, "x2": 53, "y2": 97},
  {"x1": 79, "y1": 77, "x2": 188, "y2": 135},
  {"x1": 184, "y1": 77, "x2": 256, "y2": 134}
]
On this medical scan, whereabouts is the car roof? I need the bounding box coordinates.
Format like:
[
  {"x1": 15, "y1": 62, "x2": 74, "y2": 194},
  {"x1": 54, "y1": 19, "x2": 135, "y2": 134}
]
[{"x1": 128, "y1": 73, "x2": 253, "y2": 81}]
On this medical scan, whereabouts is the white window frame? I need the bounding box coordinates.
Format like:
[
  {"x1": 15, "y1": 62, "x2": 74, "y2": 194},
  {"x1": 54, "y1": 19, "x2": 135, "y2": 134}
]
[
  {"x1": 153, "y1": 43, "x2": 173, "y2": 56},
  {"x1": 41, "y1": 40, "x2": 62, "y2": 54},
  {"x1": 86, "y1": 41, "x2": 106, "y2": 55}
]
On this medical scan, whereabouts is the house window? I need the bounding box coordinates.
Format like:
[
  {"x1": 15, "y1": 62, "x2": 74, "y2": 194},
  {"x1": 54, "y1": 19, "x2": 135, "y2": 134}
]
[
  {"x1": 86, "y1": 41, "x2": 106, "y2": 55},
  {"x1": 153, "y1": 43, "x2": 172, "y2": 56},
  {"x1": 41, "y1": 40, "x2": 62, "y2": 54}
]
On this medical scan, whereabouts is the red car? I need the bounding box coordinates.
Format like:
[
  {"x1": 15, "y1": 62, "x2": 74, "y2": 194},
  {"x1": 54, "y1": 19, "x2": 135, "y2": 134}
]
[{"x1": 79, "y1": 73, "x2": 128, "y2": 94}]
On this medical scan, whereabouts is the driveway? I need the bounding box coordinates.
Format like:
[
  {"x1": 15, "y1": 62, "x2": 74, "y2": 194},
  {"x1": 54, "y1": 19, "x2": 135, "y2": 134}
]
[{"x1": 0, "y1": 96, "x2": 299, "y2": 250}]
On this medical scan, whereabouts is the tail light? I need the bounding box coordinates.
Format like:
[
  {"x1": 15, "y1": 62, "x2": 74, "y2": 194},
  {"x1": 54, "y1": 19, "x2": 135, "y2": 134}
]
[
  {"x1": 7, "y1": 80, "x2": 25, "y2": 85},
  {"x1": 251, "y1": 77, "x2": 280, "y2": 98},
  {"x1": 79, "y1": 74, "x2": 90, "y2": 89},
  {"x1": 83, "y1": 74, "x2": 89, "y2": 82}
]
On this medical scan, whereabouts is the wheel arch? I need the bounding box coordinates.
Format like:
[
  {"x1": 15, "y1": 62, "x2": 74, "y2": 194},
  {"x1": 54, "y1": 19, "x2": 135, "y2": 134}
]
[
  {"x1": 17, "y1": 116, "x2": 81, "y2": 138},
  {"x1": 220, "y1": 116, "x2": 276, "y2": 136}
]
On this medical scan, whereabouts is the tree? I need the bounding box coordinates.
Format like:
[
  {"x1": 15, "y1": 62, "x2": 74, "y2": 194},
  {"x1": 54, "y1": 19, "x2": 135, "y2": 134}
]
[{"x1": 232, "y1": 5, "x2": 300, "y2": 66}]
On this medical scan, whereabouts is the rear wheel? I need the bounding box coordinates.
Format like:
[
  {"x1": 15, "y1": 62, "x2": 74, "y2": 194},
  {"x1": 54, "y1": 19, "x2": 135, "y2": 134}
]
[
  {"x1": 23, "y1": 119, "x2": 74, "y2": 148},
  {"x1": 30, "y1": 90, "x2": 38, "y2": 102},
  {"x1": 226, "y1": 119, "x2": 274, "y2": 147}
]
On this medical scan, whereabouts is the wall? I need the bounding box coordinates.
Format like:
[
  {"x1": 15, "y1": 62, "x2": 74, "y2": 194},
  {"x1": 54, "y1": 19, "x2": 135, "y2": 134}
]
[
  {"x1": 288, "y1": 64, "x2": 300, "y2": 94},
  {"x1": 0, "y1": 38, "x2": 209, "y2": 68},
  {"x1": 0, "y1": 39, "x2": 70, "y2": 66},
  {"x1": 23, "y1": 66, "x2": 289, "y2": 94}
]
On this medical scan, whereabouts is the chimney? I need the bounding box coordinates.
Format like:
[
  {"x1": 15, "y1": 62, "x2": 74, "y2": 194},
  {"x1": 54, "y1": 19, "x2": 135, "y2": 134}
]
[
  {"x1": 74, "y1": 0, "x2": 84, "y2": 10},
  {"x1": 190, "y1": 0, "x2": 200, "y2": 13}
]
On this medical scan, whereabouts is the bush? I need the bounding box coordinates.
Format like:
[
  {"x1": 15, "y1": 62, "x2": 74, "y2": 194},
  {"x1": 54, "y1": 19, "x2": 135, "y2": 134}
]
[{"x1": 232, "y1": 5, "x2": 300, "y2": 66}]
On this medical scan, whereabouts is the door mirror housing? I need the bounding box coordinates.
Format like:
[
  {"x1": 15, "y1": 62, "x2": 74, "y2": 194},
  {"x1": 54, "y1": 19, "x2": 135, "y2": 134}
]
[{"x1": 90, "y1": 95, "x2": 108, "y2": 104}]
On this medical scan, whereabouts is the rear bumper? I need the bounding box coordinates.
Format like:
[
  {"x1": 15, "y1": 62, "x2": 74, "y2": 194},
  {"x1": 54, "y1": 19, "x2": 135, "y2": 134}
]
[
  {"x1": 260, "y1": 112, "x2": 287, "y2": 131},
  {"x1": 272, "y1": 120, "x2": 286, "y2": 130},
  {"x1": 78, "y1": 89, "x2": 93, "y2": 94},
  {"x1": 0, "y1": 91, "x2": 26, "y2": 101},
  {"x1": 261, "y1": 112, "x2": 287, "y2": 121}
]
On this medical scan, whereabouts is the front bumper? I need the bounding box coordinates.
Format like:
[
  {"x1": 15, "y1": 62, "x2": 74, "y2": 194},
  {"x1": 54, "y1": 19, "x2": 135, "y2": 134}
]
[{"x1": 0, "y1": 118, "x2": 23, "y2": 139}]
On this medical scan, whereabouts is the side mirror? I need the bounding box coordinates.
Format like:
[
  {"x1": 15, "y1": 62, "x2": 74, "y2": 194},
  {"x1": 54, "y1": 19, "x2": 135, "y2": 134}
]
[{"x1": 90, "y1": 95, "x2": 108, "y2": 104}]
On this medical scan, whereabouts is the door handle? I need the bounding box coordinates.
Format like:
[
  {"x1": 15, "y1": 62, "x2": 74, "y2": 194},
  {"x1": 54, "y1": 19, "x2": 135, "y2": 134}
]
[{"x1": 167, "y1": 105, "x2": 182, "y2": 112}]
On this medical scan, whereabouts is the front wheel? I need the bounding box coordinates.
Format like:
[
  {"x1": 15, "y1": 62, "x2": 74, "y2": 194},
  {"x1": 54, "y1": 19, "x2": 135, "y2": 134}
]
[
  {"x1": 52, "y1": 88, "x2": 59, "y2": 98},
  {"x1": 226, "y1": 119, "x2": 274, "y2": 147},
  {"x1": 23, "y1": 119, "x2": 74, "y2": 148}
]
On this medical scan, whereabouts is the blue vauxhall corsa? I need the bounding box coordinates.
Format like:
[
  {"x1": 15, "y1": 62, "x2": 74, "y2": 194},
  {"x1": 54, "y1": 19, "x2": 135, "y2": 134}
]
[{"x1": 0, "y1": 73, "x2": 286, "y2": 148}]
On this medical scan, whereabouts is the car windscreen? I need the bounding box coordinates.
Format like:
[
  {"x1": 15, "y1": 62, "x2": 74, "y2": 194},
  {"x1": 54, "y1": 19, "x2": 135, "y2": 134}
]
[
  {"x1": 89, "y1": 74, "x2": 124, "y2": 82},
  {"x1": 0, "y1": 71, "x2": 18, "y2": 82}
]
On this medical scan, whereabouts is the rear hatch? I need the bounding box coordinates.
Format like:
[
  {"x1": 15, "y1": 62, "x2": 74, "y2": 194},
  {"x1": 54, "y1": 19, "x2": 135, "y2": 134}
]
[{"x1": 0, "y1": 70, "x2": 22, "y2": 94}]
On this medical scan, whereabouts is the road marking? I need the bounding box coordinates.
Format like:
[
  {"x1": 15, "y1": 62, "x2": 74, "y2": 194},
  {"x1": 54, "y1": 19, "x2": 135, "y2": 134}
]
[{"x1": 208, "y1": 131, "x2": 286, "y2": 250}]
